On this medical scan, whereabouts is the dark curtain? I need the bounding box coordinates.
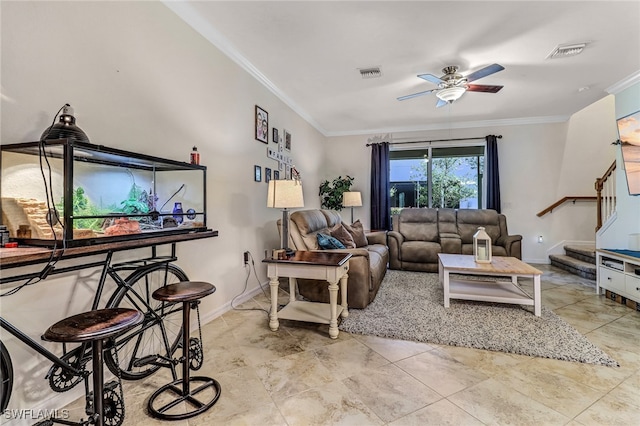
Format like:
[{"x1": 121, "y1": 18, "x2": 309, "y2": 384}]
[
  {"x1": 485, "y1": 135, "x2": 501, "y2": 213},
  {"x1": 370, "y1": 142, "x2": 391, "y2": 230}
]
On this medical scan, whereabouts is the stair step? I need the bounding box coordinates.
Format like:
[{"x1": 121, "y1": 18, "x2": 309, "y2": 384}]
[
  {"x1": 564, "y1": 244, "x2": 596, "y2": 264},
  {"x1": 549, "y1": 254, "x2": 596, "y2": 280}
]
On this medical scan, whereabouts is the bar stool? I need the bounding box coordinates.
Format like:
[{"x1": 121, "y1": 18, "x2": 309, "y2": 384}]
[
  {"x1": 42, "y1": 308, "x2": 144, "y2": 426},
  {"x1": 147, "y1": 281, "x2": 221, "y2": 420}
]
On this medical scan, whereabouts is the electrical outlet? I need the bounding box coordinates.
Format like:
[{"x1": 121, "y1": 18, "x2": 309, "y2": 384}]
[{"x1": 243, "y1": 251, "x2": 249, "y2": 265}]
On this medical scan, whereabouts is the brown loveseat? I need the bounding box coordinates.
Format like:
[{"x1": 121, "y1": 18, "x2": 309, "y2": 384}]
[
  {"x1": 388, "y1": 208, "x2": 522, "y2": 272},
  {"x1": 280, "y1": 209, "x2": 388, "y2": 309}
]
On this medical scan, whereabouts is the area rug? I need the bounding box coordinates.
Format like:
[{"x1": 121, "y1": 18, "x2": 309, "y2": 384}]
[{"x1": 339, "y1": 270, "x2": 618, "y2": 367}]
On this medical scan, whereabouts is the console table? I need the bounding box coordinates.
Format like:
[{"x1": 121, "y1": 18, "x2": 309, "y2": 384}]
[
  {"x1": 596, "y1": 249, "x2": 640, "y2": 304},
  {"x1": 263, "y1": 251, "x2": 351, "y2": 339}
]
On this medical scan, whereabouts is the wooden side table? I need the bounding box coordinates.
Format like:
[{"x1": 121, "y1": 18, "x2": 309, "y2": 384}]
[{"x1": 263, "y1": 251, "x2": 351, "y2": 339}]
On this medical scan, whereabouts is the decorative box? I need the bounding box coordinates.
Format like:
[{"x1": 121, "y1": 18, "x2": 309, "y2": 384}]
[{"x1": 1, "y1": 139, "x2": 208, "y2": 247}]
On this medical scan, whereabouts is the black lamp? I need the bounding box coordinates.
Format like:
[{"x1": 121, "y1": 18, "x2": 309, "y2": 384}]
[{"x1": 40, "y1": 104, "x2": 90, "y2": 143}]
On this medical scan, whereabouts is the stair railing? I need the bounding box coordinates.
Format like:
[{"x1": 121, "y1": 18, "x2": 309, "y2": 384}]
[
  {"x1": 595, "y1": 160, "x2": 617, "y2": 231},
  {"x1": 536, "y1": 196, "x2": 597, "y2": 218}
]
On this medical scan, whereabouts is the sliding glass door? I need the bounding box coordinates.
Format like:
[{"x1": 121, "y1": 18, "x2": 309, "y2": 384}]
[{"x1": 390, "y1": 145, "x2": 484, "y2": 213}]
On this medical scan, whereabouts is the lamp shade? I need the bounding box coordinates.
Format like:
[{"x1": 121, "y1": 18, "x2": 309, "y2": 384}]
[
  {"x1": 40, "y1": 104, "x2": 90, "y2": 143},
  {"x1": 342, "y1": 191, "x2": 362, "y2": 207},
  {"x1": 267, "y1": 180, "x2": 304, "y2": 209},
  {"x1": 436, "y1": 86, "x2": 466, "y2": 103}
]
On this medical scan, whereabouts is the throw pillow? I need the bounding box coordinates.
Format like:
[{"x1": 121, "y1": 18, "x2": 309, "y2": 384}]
[
  {"x1": 344, "y1": 220, "x2": 368, "y2": 248},
  {"x1": 317, "y1": 233, "x2": 346, "y2": 250},
  {"x1": 330, "y1": 224, "x2": 356, "y2": 249}
]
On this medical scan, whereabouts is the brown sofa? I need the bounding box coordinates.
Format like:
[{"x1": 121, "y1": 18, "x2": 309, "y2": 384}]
[
  {"x1": 388, "y1": 208, "x2": 522, "y2": 272},
  {"x1": 279, "y1": 209, "x2": 388, "y2": 309}
]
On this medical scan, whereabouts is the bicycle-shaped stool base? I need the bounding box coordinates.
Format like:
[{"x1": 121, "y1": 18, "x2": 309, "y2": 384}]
[
  {"x1": 147, "y1": 375, "x2": 221, "y2": 420},
  {"x1": 147, "y1": 281, "x2": 221, "y2": 420}
]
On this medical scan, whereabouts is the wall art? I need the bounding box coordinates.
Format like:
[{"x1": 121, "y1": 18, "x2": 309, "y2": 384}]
[
  {"x1": 254, "y1": 165, "x2": 262, "y2": 182},
  {"x1": 255, "y1": 105, "x2": 268, "y2": 144},
  {"x1": 283, "y1": 129, "x2": 292, "y2": 151}
]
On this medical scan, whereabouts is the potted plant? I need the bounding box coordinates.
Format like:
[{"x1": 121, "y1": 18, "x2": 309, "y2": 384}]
[{"x1": 319, "y1": 175, "x2": 354, "y2": 210}]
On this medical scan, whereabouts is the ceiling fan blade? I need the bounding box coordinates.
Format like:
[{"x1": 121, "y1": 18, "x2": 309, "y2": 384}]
[
  {"x1": 465, "y1": 63, "x2": 505, "y2": 82},
  {"x1": 397, "y1": 89, "x2": 436, "y2": 101},
  {"x1": 436, "y1": 99, "x2": 448, "y2": 108},
  {"x1": 466, "y1": 84, "x2": 504, "y2": 93},
  {"x1": 418, "y1": 73, "x2": 445, "y2": 85}
]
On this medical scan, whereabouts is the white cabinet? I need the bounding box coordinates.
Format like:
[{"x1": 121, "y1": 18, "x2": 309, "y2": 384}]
[{"x1": 596, "y1": 249, "x2": 640, "y2": 304}]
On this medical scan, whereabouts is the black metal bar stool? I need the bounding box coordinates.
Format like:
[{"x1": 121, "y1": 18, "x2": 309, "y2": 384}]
[
  {"x1": 42, "y1": 308, "x2": 144, "y2": 426},
  {"x1": 147, "y1": 281, "x2": 221, "y2": 420}
]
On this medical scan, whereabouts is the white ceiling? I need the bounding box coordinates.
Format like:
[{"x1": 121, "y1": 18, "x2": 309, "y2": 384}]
[{"x1": 166, "y1": 1, "x2": 640, "y2": 136}]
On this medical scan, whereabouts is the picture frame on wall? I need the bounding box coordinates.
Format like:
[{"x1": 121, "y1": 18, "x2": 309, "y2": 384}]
[
  {"x1": 272, "y1": 128, "x2": 279, "y2": 144},
  {"x1": 284, "y1": 129, "x2": 292, "y2": 151},
  {"x1": 274, "y1": 170, "x2": 280, "y2": 180},
  {"x1": 265, "y1": 167, "x2": 272, "y2": 183},
  {"x1": 285, "y1": 164, "x2": 291, "y2": 179},
  {"x1": 255, "y1": 105, "x2": 268, "y2": 144},
  {"x1": 254, "y1": 165, "x2": 262, "y2": 182}
]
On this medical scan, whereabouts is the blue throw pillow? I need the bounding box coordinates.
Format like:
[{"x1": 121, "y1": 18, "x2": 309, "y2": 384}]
[{"x1": 317, "y1": 233, "x2": 345, "y2": 250}]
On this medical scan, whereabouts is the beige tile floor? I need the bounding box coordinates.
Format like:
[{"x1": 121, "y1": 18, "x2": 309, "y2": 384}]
[{"x1": 65, "y1": 265, "x2": 640, "y2": 425}]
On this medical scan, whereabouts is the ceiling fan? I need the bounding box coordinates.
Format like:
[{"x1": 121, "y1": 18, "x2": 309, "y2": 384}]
[{"x1": 397, "y1": 63, "x2": 505, "y2": 107}]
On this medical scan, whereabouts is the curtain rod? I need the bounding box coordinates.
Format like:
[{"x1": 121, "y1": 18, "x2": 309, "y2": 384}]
[{"x1": 366, "y1": 135, "x2": 502, "y2": 147}]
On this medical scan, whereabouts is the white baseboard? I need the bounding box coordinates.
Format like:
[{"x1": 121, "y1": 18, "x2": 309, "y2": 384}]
[
  {"x1": 523, "y1": 257, "x2": 550, "y2": 264},
  {"x1": 198, "y1": 281, "x2": 269, "y2": 327}
]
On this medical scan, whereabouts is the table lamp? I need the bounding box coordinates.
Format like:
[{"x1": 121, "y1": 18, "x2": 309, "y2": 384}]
[
  {"x1": 342, "y1": 191, "x2": 362, "y2": 223},
  {"x1": 267, "y1": 180, "x2": 304, "y2": 256}
]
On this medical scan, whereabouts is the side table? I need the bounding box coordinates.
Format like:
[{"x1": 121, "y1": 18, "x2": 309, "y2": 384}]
[{"x1": 263, "y1": 251, "x2": 351, "y2": 339}]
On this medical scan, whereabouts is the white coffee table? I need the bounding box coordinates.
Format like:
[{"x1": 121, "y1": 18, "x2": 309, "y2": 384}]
[{"x1": 438, "y1": 254, "x2": 543, "y2": 316}]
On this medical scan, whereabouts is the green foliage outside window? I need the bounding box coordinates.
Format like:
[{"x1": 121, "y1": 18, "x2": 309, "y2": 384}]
[{"x1": 410, "y1": 157, "x2": 477, "y2": 209}]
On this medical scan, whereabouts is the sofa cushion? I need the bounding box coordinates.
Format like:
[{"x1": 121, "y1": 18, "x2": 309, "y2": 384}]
[
  {"x1": 290, "y1": 210, "x2": 330, "y2": 250},
  {"x1": 330, "y1": 223, "x2": 356, "y2": 249},
  {"x1": 344, "y1": 220, "x2": 368, "y2": 247},
  {"x1": 461, "y1": 243, "x2": 508, "y2": 257},
  {"x1": 401, "y1": 241, "x2": 441, "y2": 263},
  {"x1": 438, "y1": 208, "x2": 457, "y2": 234},
  {"x1": 321, "y1": 210, "x2": 342, "y2": 228},
  {"x1": 317, "y1": 233, "x2": 346, "y2": 250},
  {"x1": 457, "y1": 209, "x2": 501, "y2": 242},
  {"x1": 399, "y1": 208, "x2": 439, "y2": 242}
]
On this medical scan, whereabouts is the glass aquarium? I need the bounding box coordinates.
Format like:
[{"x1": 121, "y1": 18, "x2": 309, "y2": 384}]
[{"x1": 1, "y1": 139, "x2": 208, "y2": 247}]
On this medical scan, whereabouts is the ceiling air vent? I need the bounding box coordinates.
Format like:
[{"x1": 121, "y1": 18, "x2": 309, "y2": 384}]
[
  {"x1": 546, "y1": 42, "x2": 588, "y2": 59},
  {"x1": 359, "y1": 67, "x2": 382, "y2": 79}
]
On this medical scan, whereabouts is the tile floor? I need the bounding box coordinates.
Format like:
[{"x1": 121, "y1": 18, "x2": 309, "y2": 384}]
[{"x1": 65, "y1": 265, "x2": 640, "y2": 425}]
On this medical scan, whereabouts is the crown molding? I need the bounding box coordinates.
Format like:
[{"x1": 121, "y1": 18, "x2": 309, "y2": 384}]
[
  {"x1": 606, "y1": 70, "x2": 640, "y2": 94},
  {"x1": 162, "y1": 1, "x2": 329, "y2": 136},
  {"x1": 324, "y1": 115, "x2": 570, "y2": 137}
]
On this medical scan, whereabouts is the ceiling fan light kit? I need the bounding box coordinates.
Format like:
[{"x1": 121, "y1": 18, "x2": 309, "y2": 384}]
[
  {"x1": 436, "y1": 86, "x2": 466, "y2": 102},
  {"x1": 398, "y1": 63, "x2": 505, "y2": 107}
]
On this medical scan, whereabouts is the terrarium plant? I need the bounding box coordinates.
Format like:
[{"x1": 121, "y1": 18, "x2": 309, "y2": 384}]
[
  {"x1": 57, "y1": 187, "x2": 109, "y2": 231},
  {"x1": 319, "y1": 175, "x2": 354, "y2": 211}
]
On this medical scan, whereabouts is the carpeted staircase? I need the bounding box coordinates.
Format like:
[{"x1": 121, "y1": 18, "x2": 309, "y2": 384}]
[{"x1": 549, "y1": 244, "x2": 596, "y2": 280}]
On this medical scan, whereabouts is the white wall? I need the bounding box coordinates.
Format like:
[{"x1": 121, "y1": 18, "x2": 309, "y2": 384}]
[
  {"x1": 598, "y1": 82, "x2": 640, "y2": 249},
  {"x1": 0, "y1": 1, "x2": 325, "y2": 421},
  {"x1": 324, "y1": 107, "x2": 618, "y2": 263}
]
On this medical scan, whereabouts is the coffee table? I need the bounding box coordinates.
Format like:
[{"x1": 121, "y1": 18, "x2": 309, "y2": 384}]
[
  {"x1": 438, "y1": 254, "x2": 543, "y2": 316},
  {"x1": 263, "y1": 251, "x2": 351, "y2": 338}
]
